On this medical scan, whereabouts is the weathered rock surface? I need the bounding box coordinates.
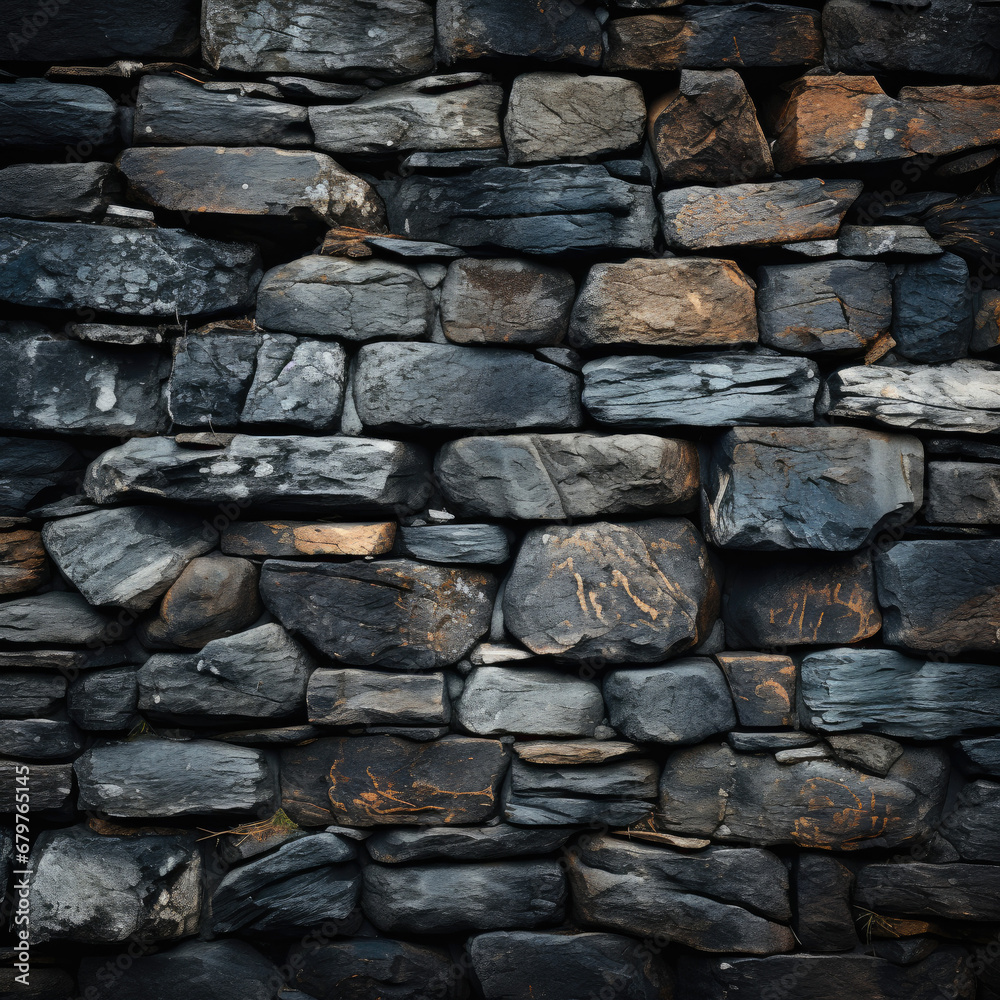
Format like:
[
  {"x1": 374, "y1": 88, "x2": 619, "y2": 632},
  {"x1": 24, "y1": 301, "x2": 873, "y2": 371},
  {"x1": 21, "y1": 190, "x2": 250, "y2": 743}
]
[
  {"x1": 67, "y1": 668, "x2": 139, "y2": 731},
  {"x1": 940, "y1": 780, "x2": 1000, "y2": 862},
  {"x1": 279, "y1": 735, "x2": 508, "y2": 826},
  {"x1": 925, "y1": 462, "x2": 1000, "y2": 525},
  {"x1": 0, "y1": 530, "x2": 48, "y2": 596},
  {"x1": 583, "y1": 353, "x2": 819, "y2": 427},
  {"x1": 504, "y1": 72, "x2": 645, "y2": 164},
  {"x1": 801, "y1": 648, "x2": 1000, "y2": 739},
  {"x1": 366, "y1": 824, "x2": 571, "y2": 864},
  {"x1": 0, "y1": 219, "x2": 261, "y2": 317},
  {"x1": 261, "y1": 559, "x2": 496, "y2": 669},
  {"x1": 648, "y1": 69, "x2": 772, "y2": 185},
  {"x1": 791, "y1": 854, "x2": 858, "y2": 953},
  {"x1": 715, "y1": 653, "x2": 798, "y2": 729},
  {"x1": 222, "y1": 520, "x2": 395, "y2": 557},
  {"x1": 440, "y1": 258, "x2": 574, "y2": 346},
  {"x1": 603, "y1": 659, "x2": 736, "y2": 745},
  {"x1": 0, "y1": 718, "x2": 80, "y2": 760},
  {"x1": 0, "y1": 761, "x2": 72, "y2": 812},
  {"x1": 0, "y1": 672, "x2": 65, "y2": 719},
  {"x1": 825, "y1": 733, "x2": 903, "y2": 778},
  {"x1": 891, "y1": 255, "x2": 974, "y2": 363},
  {"x1": 83, "y1": 435, "x2": 432, "y2": 514},
  {"x1": 0, "y1": 437, "x2": 83, "y2": 517},
  {"x1": 307, "y1": 668, "x2": 448, "y2": 726},
  {"x1": 569, "y1": 257, "x2": 757, "y2": 349},
  {"x1": 703, "y1": 427, "x2": 924, "y2": 551},
  {"x1": 0, "y1": 79, "x2": 119, "y2": 148},
  {"x1": 503, "y1": 519, "x2": 718, "y2": 662},
  {"x1": 659, "y1": 179, "x2": 862, "y2": 251},
  {"x1": 855, "y1": 862, "x2": 1000, "y2": 921},
  {"x1": 839, "y1": 224, "x2": 942, "y2": 259},
  {"x1": 437, "y1": 432, "x2": 699, "y2": 520},
  {"x1": 0, "y1": 162, "x2": 114, "y2": 221},
  {"x1": 0, "y1": 592, "x2": 115, "y2": 646},
  {"x1": 395, "y1": 524, "x2": 509, "y2": 564}
]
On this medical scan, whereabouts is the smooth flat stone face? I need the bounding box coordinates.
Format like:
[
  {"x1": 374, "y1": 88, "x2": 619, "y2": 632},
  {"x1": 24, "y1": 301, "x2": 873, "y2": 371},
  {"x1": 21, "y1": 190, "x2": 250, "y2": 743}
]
[{"x1": 307, "y1": 669, "x2": 449, "y2": 727}]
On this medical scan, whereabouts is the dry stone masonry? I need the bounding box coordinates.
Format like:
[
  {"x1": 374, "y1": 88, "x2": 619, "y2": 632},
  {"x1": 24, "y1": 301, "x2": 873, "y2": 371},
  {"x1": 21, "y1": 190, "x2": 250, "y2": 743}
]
[{"x1": 1, "y1": 2, "x2": 1000, "y2": 999}]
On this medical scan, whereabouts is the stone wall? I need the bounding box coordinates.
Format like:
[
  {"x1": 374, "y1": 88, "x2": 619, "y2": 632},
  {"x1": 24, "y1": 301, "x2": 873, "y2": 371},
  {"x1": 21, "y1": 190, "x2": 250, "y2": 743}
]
[{"x1": 2, "y1": 1, "x2": 1000, "y2": 998}]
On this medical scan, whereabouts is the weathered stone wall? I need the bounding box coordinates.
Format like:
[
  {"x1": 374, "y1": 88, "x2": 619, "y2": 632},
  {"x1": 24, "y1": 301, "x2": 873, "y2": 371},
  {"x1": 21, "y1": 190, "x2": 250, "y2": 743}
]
[{"x1": 1, "y1": 1, "x2": 1000, "y2": 998}]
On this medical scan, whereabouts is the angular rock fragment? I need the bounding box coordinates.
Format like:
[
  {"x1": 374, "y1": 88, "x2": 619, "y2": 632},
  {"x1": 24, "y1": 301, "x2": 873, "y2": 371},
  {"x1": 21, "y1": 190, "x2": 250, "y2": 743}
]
[
  {"x1": 0, "y1": 592, "x2": 115, "y2": 646},
  {"x1": 503, "y1": 519, "x2": 718, "y2": 662},
  {"x1": 603, "y1": 660, "x2": 736, "y2": 744},
  {"x1": 659, "y1": 178, "x2": 862, "y2": 251},
  {"x1": 605, "y1": 6, "x2": 823, "y2": 71},
  {"x1": 801, "y1": 647, "x2": 1000, "y2": 739},
  {"x1": 67, "y1": 668, "x2": 139, "y2": 730},
  {"x1": 381, "y1": 164, "x2": 657, "y2": 254},
  {"x1": 648, "y1": 69, "x2": 772, "y2": 185},
  {"x1": 0, "y1": 437, "x2": 83, "y2": 517},
  {"x1": 0, "y1": 673, "x2": 65, "y2": 719},
  {"x1": 568, "y1": 257, "x2": 757, "y2": 348},
  {"x1": 0, "y1": 717, "x2": 79, "y2": 760},
  {"x1": 119, "y1": 146, "x2": 386, "y2": 229},
  {"x1": 838, "y1": 224, "x2": 942, "y2": 259},
  {"x1": 222, "y1": 520, "x2": 396, "y2": 557},
  {"x1": 395, "y1": 525, "x2": 509, "y2": 565},
  {"x1": 261, "y1": 559, "x2": 495, "y2": 669},
  {"x1": 504, "y1": 73, "x2": 645, "y2": 164},
  {"x1": 939, "y1": 780, "x2": 1000, "y2": 862},
  {"x1": 513, "y1": 741, "x2": 641, "y2": 766},
  {"x1": 353, "y1": 342, "x2": 581, "y2": 433},
  {"x1": 366, "y1": 824, "x2": 571, "y2": 864},
  {"x1": 440, "y1": 258, "x2": 574, "y2": 346},
  {"x1": 29, "y1": 826, "x2": 201, "y2": 944},
  {"x1": 756, "y1": 260, "x2": 892, "y2": 355},
  {"x1": 307, "y1": 669, "x2": 448, "y2": 726},
  {"x1": 0, "y1": 762, "x2": 72, "y2": 812},
  {"x1": 43, "y1": 506, "x2": 215, "y2": 613},
  {"x1": 856, "y1": 862, "x2": 1000, "y2": 921},
  {"x1": 825, "y1": 734, "x2": 903, "y2": 778},
  {"x1": 0, "y1": 162, "x2": 114, "y2": 221},
  {"x1": 0, "y1": 219, "x2": 261, "y2": 317},
  {"x1": 567, "y1": 835, "x2": 793, "y2": 954},
  {"x1": 703, "y1": 427, "x2": 923, "y2": 551},
  {"x1": 715, "y1": 653, "x2": 797, "y2": 729},
  {"x1": 362, "y1": 860, "x2": 565, "y2": 933},
  {"x1": 202, "y1": 0, "x2": 435, "y2": 77},
  {"x1": 925, "y1": 462, "x2": 1000, "y2": 525},
  {"x1": 83, "y1": 435, "x2": 432, "y2": 514},
  {"x1": 0, "y1": 530, "x2": 48, "y2": 596},
  {"x1": 955, "y1": 738, "x2": 1000, "y2": 778},
  {"x1": 256, "y1": 257, "x2": 434, "y2": 341},
  {"x1": 583, "y1": 353, "x2": 818, "y2": 427},
  {"x1": 437, "y1": 433, "x2": 699, "y2": 520},
  {"x1": 823, "y1": 360, "x2": 1000, "y2": 433},
  {"x1": 893, "y1": 254, "x2": 973, "y2": 362},
  {"x1": 279, "y1": 735, "x2": 508, "y2": 826},
  {"x1": 791, "y1": 854, "x2": 857, "y2": 953},
  {"x1": 0, "y1": 79, "x2": 119, "y2": 147}
]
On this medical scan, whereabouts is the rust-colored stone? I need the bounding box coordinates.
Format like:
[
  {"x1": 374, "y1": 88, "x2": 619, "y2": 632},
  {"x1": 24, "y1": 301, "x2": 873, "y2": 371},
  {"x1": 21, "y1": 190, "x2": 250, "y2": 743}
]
[
  {"x1": 714, "y1": 652, "x2": 798, "y2": 729},
  {"x1": 0, "y1": 530, "x2": 48, "y2": 596},
  {"x1": 512, "y1": 740, "x2": 641, "y2": 766},
  {"x1": 221, "y1": 520, "x2": 396, "y2": 557}
]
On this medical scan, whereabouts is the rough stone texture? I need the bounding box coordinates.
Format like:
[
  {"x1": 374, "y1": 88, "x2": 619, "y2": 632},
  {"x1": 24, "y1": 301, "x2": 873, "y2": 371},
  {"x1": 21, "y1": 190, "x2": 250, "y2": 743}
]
[
  {"x1": 222, "y1": 520, "x2": 396, "y2": 557},
  {"x1": 503, "y1": 519, "x2": 719, "y2": 662},
  {"x1": 67, "y1": 668, "x2": 139, "y2": 731},
  {"x1": 0, "y1": 530, "x2": 48, "y2": 596},
  {"x1": 925, "y1": 462, "x2": 1000, "y2": 525},
  {"x1": 0, "y1": 79, "x2": 119, "y2": 147},
  {"x1": 791, "y1": 854, "x2": 858, "y2": 953},
  {"x1": 0, "y1": 672, "x2": 65, "y2": 719},
  {"x1": 940, "y1": 780, "x2": 1000, "y2": 862},
  {"x1": 0, "y1": 762, "x2": 72, "y2": 812},
  {"x1": 715, "y1": 653, "x2": 798, "y2": 729},
  {"x1": 703, "y1": 427, "x2": 924, "y2": 551},
  {"x1": 569, "y1": 257, "x2": 758, "y2": 349},
  {"x1": 855, "y1": 862, "x2": 1000, "y2": 921},
  {"x1": 504, "y1": 73, "x2": 646, "y2": 165},
  {"x1": 366, "y1": 825, "x2": 572, "y2": 864},
  {"x1": 307, "y1": 669, "x2": 449, "y2": 726},
  {"x1": 395, "y1": 524, "x2": 510, "y2": 564},
  {"x1": 260, "y1": 559, "x2": 496, "y2": 669},
  {"x1": 0, "y1": 436, "x2": 83, "y2": 517},
  {"x1": 891, "y1": 254, "x2": 974, "y2": 363},
  {"x1": 0, "y1": 162, "x2": 114, "y2": 221},
  {"x1": 0, "y1": 592, "x2": 114, "y2": 645},
  {"x1": 839, "y1": 224, "x2": 942, "y2": 259}
]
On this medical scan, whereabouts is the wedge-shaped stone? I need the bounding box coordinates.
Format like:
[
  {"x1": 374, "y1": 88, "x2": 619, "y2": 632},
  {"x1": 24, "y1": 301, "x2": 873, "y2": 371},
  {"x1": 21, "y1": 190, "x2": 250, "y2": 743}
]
[
  {"x1": 366, "y1": 824, "x2": 571, "y2": 864},
  {"x1": 603, "y1": 659, "x2": 735, "y2": 744},
  {"x1": 703, "y1": 427, "x2": 923, "y2": 551},
  {"x1": 0, "y1": 219, "x2": 261, "y2": 317},
  {"x1": 569, "y1": 257, "x2": 757, "y2": 348},
  {"x1": 353, "y1": 342, "x2": 581, "y2": 433},
  {"x1": 119, "y1": 146, "x2": 385, "y2": 229},
  {"x1": 503, "y1": 519, "x2": 718, "y2": 662},
  {"x1": 513, "y1": 741, "x2": 642, "y2": 766},
  {"x1": 0, "y1": 163, "x2": 114, "y2": 221},
  {"x1": 437, "y1": 433, "x2": 699, "y2": 520},
  {"x1": 659, "y1": 178, "x2": 862, "y2": 251},
  {"x1": 714, "y1": 653, "x2": 797, "y2": 729},
  {"x1": 583, "y1": 353, "x2": 819, "y2": 427},
  {"x1": 202, "y1": 0, "x2": 435, "y2": 78},
  {"x1": 825, "y1": 734, "x2": 902, "y2": 778},
  {"x1": 261, "y1": 559, "x2": 496, "y2": 669},
  {"x1": 311, "y1": 74, "x2": 502, "y2": 156},
  {"x1": 363, "y1": 860, "x2": 565, "y2": 934},
  {"x1": 278, "y1": 735, "x2": 508, "y2": 826},
  {"x1": 75, "y1": 739, "x2": 274, "y2": 817},
  {"x1": 856, "y1": 862, "x2": 1000, "y2": 922},
  {"x1": 0, "y1": 436, "x2": 83, "y2": 517},
  {"x1": 823, "y1": 360, "x2": 1000, "y2": 433},
  {"x1": 838, "y1": 224, "x2": 942, "y2": 259},
  {"x1": 606, "y1": 6, "x2": 823, "y2": 71},
  {"x1": 307, "y1": 669, "x2": 449, "y2": 726},
  {"x1": 29, "y1": 826, "x2": 201, "y2": 944},
  {"x1": 83, "y1": 435, "x2": 432, "y2": 514},
  {"x1": 892, "y1": 254, "x2": 973, "y2": 362},
  {"x1": 504, "y1": 73, "x2": 645, "y2": 164},
  {"x1": 456, "y1": 667, "x2": 604, "y2": 739},
  {"x1": 567, "y1": 835, "x2": 793, "y2": 954},
  {"x1": 256, "y1": 257, "x2": 434, "y2": 341},
  {"x1": 925, "y1": 462, "x2": 1000, "y2": 525},
  {"x1": 801, "y1": 647, "x2": 1000, "y2": 739},
  {"x1": 756, "y1": 260, "x2": 891, "y2": 355},
  {"x1": 381, "y1": 164, "x2": 657, "y2": 255},
  {"x1": 0, "y1": 79, "x2": 119, "y2": 147},
  {"x1": 222, "y1": 520, "x2": 395, "y2": 557},
  {"x1": 649, "y1": 69, "x2": 772, "y2": 185},
  {"x1": 956, "y1": 738, "x2": 1000, "y2": 778},
  {"x1": 659, "y1": 742, "x2": 948, "y2": 849}
]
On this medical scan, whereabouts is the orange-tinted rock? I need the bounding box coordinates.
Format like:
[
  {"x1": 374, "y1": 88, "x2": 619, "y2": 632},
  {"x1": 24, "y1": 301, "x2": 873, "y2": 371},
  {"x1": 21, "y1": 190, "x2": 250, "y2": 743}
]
[
  {"x1": 221, "y1": 520, "x2": 396, "y2": 558},
  {"x1": 0, "y1": 530, "x2": 48, "y2": 596},
  {"x1": 714, "y1": 653, "x2": 797, "y2": 729}
]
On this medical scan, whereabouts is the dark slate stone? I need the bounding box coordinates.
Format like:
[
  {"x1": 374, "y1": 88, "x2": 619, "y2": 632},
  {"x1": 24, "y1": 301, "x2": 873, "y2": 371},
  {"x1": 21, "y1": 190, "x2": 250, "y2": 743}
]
[
  {"x1": 955, "y1": 737, "x2": 1000, "y2": 778},
  {"x1": 469, "y1": 930, "x2": 674, "y2": 1000},
  {"x1": 0, "y1": 163, "x2": 113, "y2": 221},
  {"x1": 29, "y1": 825, "x2": 201, "y2": 944},
  {"x1": 279, "y1": 735, "x2": 508, "y2": 827},
  {"x1": 167, "y1": 330, "x2": 260, "y2": 428},
  {"x1": 83, "y1": 435, "x2": 432, "y2": 515},
  {"x1": 838, "y1": 224, "x2": 942, "y2": 259},
  {"x1": 0, "y1": 647, "x2": 128, "y2": 674},
  {"x1": 0, "y1": 719, "x2": 80, "y2": 761},
  {"x1": 941, "y1": 780, "x2": 1000, "y2": 862},
  {"x1": 362, "y1": 859, "x2": 566, "y2": 933},
  {"x1": 0, "y1": 592, "x2": 115, "y2": 646},
  {"x1": 366, "y1": 824, "x2": 572, "y2": 864},
  {"x1": 727, "y1": 732, "x2": 816, "y2": 753},
  {"x1": 825, "y1": 734, "x2": 903, "y2": 778},
  {"x1": 0, "y1": 673, "x2": 66, "y2": 719},
  {"x1": 801, "y1": 648, "x2": 1000, "y2": 739},
  {"x1": 395, "y1": 525, "x2": 509, "y2": 564},
  {"x1": 67, "y1": 668, "x2": 138, "y2": 731},
  {"x1": 0, "y1": 761, "x2": 71, "y2": 812},
  {"x1": 212, "y1": 833, "x2": 360, "y2": 934},
  {"x1": 566, "y1": 834, "x2": 793, "y2": 954},
  {"x1": 380, "y1": 165, "x2": 657, "y2": 255},
  {"x1": 875, "y1": 540, "x2": 1000, "y2": 656},
  {"x1": 436, "y1": 432, "x2": 699, "y2": 520},
  {"x1": 0, "y1": 331, "x2": 168, "y2": 436},
  {"x1": 0, "y1": 437, "x2": 83, "y2": 517},
  {"x1": 703, "y1": 426, "x2": 923, "y2": 551},
  {"x1": 43, "y1": 506, "x2": 215, "y2": 613},
  {"x1": 74, "y1": 739, "x2": 274, "y2": 817},
  {"x1": 603, "y1": 659, "x2": 736, "y2": 744},
  {"x1": 353, "y1": 342, "x2": 581, "y2": 433},
  {"x1": 307, "y1": 668, "x2": 449, "y2": 727},
  {"x1": 0, "y1": 79, "x2": 119, "y2": 147},
  {"x1": 261, "y1": 559, "x2": 496, "y2": 669},
  {"x1": 0, "y1": 220, "x2": 261, "y2": 317},
  {"x1": 791, "y1": 854, "x2": 857, "y2": 952},
  {"x1": 855, "y1": 862, "x2": 1000, "y2": 921},
  {"x1": 582, "y1": 353, "x2": 819, "y2": 427},
  {"x1": 715, "y1": 653, "x2": 797, "y2": 729},
  {"x1": 925, "y1": 461, "x2": 1000, "y2": 526},
  {"x1": 892, "y1": 254, "x2": 974, "y2": 362}
]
